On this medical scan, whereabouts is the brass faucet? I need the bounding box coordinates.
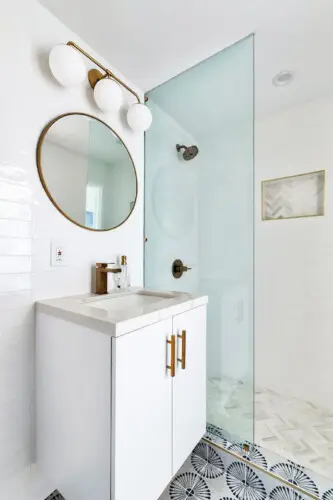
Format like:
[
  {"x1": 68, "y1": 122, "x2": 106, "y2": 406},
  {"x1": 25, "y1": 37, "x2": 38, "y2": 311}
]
[{"x1": 95, "y1": 262, "x2": 121, "y2": 295}]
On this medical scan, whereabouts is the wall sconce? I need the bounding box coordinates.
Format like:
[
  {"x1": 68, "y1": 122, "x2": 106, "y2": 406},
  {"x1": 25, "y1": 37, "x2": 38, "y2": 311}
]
[{"x1": 49, "y1": 41, "x2": 152, "y2": 132}]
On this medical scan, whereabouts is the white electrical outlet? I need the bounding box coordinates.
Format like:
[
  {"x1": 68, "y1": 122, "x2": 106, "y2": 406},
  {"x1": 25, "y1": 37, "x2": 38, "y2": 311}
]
[{"x1": 51, "y1": 242, "x2": 66, "y2": 267}]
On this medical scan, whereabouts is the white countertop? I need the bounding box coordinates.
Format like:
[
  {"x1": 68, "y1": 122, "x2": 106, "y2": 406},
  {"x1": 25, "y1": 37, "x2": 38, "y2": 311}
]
[{"x1": 36, "y1": 288, "x2": 208, "y2": 337}]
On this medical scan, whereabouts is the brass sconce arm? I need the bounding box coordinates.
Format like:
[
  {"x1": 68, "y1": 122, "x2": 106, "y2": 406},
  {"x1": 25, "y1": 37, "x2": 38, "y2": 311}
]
[{"x1": 67, "y1": 41, "x2": 141, "y2": 104}]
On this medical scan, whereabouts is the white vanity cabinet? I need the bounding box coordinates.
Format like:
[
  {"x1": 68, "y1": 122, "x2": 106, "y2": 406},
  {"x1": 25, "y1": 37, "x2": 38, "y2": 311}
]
[
  {"x1": 113, "y1": 317, "x2": 173, "y2": 500},
  {"x1": 172, "y1": 306, "x2": 207, "y2": 473},
  {"x1": 36, "y1": 291, "x2": 207, "y2": 500}
]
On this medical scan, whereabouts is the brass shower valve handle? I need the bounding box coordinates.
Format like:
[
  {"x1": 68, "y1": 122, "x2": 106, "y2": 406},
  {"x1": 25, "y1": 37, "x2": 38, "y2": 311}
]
[{"x1": 172, "y1": 259, "x2": 192, "y2": 279}]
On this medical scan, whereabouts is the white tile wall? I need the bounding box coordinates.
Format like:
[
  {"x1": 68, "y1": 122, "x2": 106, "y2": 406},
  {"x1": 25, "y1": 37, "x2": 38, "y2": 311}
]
[
  {"x1": 255, "y1": 95, "x2": 333, "y2": 411},
  {"x1": 0, "y1": 0, "x2": 144, "y2": 491}
]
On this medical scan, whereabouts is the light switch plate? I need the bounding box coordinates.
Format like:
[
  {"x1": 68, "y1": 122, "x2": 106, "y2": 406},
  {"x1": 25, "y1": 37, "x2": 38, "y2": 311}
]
[{"x1": 51, "y1": 242, "x2": 66, "y2": 267}]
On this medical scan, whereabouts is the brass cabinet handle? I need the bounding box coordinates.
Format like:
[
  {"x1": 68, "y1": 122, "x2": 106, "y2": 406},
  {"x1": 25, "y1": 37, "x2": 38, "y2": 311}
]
[
  {"x1": 167, "y1": 335, "x2": 176, "y2": 377},
  {"x1": 177, "y1": 330, "x2": 186, "y2": 370}
]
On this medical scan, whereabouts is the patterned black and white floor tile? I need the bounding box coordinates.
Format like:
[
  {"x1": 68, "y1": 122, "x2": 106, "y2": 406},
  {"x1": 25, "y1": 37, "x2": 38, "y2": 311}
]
[
  {"x1": 270, "y1": 463, "x2": 319, "y2": 497},
  {"x1": 322, "y1": 488, "x2": 333, "y2": 500},
  {"x1": 256, "y1": 446, "x2": 333, "y2": 496},
  {"x1": 158, "y1": 440, "x2": 317, "y2": 500},
  {"x1": 44, "y1": 491, "x2": 65, "y2": 500},
  {"x1": 191, "y1": 441, "x2": 226, "y2": 492},
  {"x1": 205, "y1": 423, "x2": 333, "y2": 500},
  {"x1": 158, "y1": 455, "x2": 206, "y2": 500},
  {"x1": 43, "y1": 430, "x2": 333, "y2": 500},
  {"x1": 169, "y1": 472, "x2": 211, "y2": 500},
  {"x1": 192, "y1": 442, "x2": 225, "y2": 477},
  {"x1": 226, "y1": 461, "x2": 266, "y2": 500},
  {"x1": 205, "y1": 423, "x2": 229, "y2": 449},
  {"x1": 227, "y1": 443, "x2": 268, "y2": 470},
  {"x1": 259, "y1": 451, "x2": 331, "y2": 498},
  {"x1": 269, "y1": 485, "x2": 305, "y2": 500}
]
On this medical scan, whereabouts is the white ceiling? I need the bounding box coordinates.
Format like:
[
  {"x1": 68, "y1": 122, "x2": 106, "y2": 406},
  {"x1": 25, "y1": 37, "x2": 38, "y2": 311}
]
[{"x1": 39, "y1": 0, "x2": 333, "y2": 116}]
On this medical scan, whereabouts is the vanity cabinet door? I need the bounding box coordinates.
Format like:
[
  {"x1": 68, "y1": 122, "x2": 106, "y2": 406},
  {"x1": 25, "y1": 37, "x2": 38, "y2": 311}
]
[
  {"x1": 112, "y1": 318, "x2": 173, "y2": 500},
  {"x1": 172, "y1": 306, "x2": 207, "y2": 474}
]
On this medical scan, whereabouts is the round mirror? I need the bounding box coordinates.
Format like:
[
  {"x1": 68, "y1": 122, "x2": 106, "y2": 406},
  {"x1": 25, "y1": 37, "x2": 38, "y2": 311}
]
[{"x1": 37, "y1": 113, "x2": 138, "y2": 231}]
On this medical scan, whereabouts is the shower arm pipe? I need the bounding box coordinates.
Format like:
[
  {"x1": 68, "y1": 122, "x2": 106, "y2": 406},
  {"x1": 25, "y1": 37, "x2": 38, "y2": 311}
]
[{"x1": 67, "y1": 41, "x2": 142, "y2": 104}]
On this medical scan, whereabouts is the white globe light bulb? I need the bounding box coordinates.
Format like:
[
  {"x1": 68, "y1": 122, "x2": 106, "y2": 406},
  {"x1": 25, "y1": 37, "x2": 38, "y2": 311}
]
[
  {"x1": 49, "y1": 44, "x2": 86, "y2": 87},
  {"x1": 94, "y1": 78, "x2": 123, "y2": 112},
  {"x1": 127, "y1": 104, "x2": 152, "y2": 132}
]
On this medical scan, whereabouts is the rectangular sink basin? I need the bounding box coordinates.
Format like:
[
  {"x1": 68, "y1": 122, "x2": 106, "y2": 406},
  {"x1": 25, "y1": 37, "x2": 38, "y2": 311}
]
[{"x1": 83, "y1": 290, "x2": 177, "y2": 315}]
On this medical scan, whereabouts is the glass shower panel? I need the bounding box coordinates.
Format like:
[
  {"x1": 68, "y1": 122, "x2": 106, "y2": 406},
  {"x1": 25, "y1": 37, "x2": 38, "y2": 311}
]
[{"x1": 145, "y1": 36, "x2": 254, "y2": 445}]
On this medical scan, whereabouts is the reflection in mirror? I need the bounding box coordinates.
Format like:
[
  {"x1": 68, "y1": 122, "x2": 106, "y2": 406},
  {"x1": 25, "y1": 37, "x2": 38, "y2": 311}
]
[{"x1": 37, "y1": 113, "x2": 137, "y2": 231}]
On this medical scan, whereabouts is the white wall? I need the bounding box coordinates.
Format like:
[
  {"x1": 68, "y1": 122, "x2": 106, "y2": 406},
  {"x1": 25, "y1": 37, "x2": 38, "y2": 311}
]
[
  {"x1": 255, "y1": 95, "x2": 333, "y2": 411},
  {"x1": 0, "y1": 0, "x2": 144, "y2": 492}
]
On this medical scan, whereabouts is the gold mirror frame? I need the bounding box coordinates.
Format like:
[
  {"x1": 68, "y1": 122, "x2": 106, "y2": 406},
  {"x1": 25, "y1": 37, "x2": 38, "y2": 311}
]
[{"x1": 36, "y1": 112, "x2": 138, "y2": 232}]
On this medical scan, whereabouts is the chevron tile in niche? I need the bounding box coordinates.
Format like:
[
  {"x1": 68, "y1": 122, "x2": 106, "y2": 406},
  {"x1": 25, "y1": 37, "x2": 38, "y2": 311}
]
[{"x1": 261, "y1": 170, "x2": 325, "y2": 220}]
